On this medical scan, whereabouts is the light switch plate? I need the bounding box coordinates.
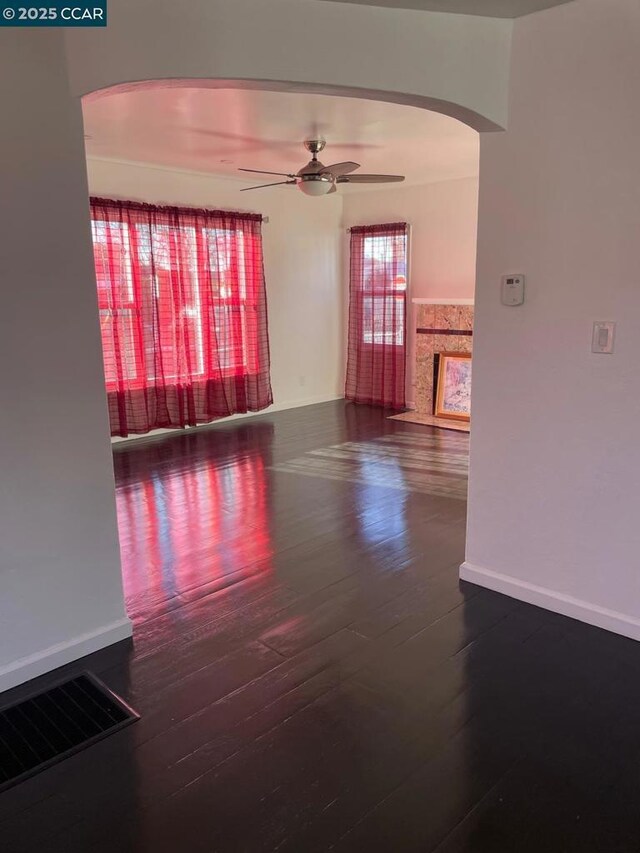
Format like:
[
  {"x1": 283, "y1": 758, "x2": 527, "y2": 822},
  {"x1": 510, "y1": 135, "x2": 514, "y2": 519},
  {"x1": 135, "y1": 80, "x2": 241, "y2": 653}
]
[{"x1": 592, "y1": 321, "x2": 616, "y2": 354}]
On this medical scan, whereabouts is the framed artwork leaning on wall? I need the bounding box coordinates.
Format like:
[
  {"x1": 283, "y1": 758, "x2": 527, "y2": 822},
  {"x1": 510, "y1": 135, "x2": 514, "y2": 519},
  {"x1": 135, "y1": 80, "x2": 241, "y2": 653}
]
[{"x1": 434, "y1": 352, "x2": 472, "y2": 421}]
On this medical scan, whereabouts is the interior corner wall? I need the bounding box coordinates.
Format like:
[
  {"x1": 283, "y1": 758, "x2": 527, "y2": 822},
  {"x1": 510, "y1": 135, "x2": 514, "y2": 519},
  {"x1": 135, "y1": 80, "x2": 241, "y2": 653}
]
[
  {"x1": 342, "y1": 177, "x2": 479, "y2": 403},
  {"x1": 86, "y1": 158, "x2": 345, "y2": 433},
  {"x1": 464, "y1": 0, "x2": 640, "y2": 639},
  {"x1": 0, "y1": 33, "x2": 130, "y2": 693}
]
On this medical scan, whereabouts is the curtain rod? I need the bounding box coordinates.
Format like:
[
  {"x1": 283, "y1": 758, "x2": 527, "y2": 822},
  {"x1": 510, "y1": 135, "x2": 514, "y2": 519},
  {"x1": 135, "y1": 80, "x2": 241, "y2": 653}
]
[
  {"x1": 90, "y1": 196, "x2": 270, "y2": 223},
  {"x1": 345, "y1": 223, "x2": 411, "y2": 233}
]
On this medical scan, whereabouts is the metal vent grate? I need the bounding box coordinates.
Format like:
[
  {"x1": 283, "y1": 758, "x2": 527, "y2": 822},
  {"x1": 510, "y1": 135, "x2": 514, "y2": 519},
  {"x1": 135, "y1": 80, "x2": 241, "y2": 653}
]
[{"x1": 0, "y1": 672, "x2": 139, "y2": 792}]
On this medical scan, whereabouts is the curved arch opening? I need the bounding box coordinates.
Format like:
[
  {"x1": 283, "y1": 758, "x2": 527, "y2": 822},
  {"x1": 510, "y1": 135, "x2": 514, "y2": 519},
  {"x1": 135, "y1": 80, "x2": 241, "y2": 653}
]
[
  {"x1": 82, "y1": 77, "x2": 503, "y2": 134},
  {"x1": 82, "y1": 75, "x2": 482, "y2": 614}
]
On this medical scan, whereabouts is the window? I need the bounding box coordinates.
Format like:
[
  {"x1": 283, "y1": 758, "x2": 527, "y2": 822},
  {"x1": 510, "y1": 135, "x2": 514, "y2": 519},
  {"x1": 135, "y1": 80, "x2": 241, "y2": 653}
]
[
  {"x1": 90, "y1": 198, "x2": 273, "y2": 437},
  {"x1": 361, "y1": 230, "x2": 407, "y2": 346},
  {"x1": 345, "y1": 222, "x2": 408, "y2": 409},
  {"x1": 93, "y1": 219, "x2": 140, "y2": 387}
]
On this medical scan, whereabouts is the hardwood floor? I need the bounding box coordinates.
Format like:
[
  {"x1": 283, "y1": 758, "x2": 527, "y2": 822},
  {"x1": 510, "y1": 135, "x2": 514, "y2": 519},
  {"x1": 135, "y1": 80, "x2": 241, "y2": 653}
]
[{"x1": 2, "y1": 400, "x2": 640, "y2": 851}]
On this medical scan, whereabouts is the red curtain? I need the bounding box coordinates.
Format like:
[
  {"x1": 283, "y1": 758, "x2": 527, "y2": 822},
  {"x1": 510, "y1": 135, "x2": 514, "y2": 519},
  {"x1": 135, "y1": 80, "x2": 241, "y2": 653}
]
[
  {"x1": 90, "y1": 198, "x2": 273, "y2": 437},
  {"x1": 345, "y1": 222, "x2": 408, "y2": 409}
]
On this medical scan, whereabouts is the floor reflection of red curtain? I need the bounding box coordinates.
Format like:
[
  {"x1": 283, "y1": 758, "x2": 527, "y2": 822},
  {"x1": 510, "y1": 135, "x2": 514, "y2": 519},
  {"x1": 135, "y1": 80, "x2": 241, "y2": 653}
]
[{"x1": 116, "y1": 440, "x2": 273, "y2": 619}]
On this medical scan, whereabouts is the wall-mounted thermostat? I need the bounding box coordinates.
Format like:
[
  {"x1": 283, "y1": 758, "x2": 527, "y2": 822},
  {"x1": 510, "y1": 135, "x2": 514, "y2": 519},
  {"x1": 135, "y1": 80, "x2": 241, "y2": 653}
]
[{"x1": 501, "y1": 274, "x2": 525, "y2": 306}]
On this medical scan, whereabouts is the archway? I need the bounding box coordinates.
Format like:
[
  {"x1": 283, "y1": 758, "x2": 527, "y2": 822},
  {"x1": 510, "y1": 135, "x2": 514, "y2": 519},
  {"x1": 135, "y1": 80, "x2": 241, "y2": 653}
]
[
  {"x1": 1, "y1": 2, "x2": 508, "y2": 689},
  {"x1": 82, "y1": 76, "x2": 484, "y2": 616},
  {"x1": 83, "y1": 77, "x2": 501, "y2": 135}
]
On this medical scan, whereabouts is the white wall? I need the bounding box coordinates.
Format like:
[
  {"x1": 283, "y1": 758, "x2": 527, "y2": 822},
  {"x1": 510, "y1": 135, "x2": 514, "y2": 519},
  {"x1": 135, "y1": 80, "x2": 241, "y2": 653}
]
[
  {"x1": 342, "y1": 177, "x2": 479, "y2": 402},
  {"x1": 0, "y1": 33, "x2": 130, "y2": 692},
  {"x1": 86, "y1": 158, "x2": 345, "y2": 434},
  {"x1": 65, "y1": 0, "x2": 511, "y2": 132},
  {"x1": 463, "y1": 0, "x2": 640, "y2": 639}
]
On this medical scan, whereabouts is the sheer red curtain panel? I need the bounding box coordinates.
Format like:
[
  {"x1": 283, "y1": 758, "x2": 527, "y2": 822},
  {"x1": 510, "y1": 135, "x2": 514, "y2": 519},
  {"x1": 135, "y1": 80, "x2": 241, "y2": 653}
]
[
  {"x1": 344, "y1": 222, "x2": 408, "y2": 409},
  {"x1": 90, "y1": 197, "x2": 273, "y2": 437}
]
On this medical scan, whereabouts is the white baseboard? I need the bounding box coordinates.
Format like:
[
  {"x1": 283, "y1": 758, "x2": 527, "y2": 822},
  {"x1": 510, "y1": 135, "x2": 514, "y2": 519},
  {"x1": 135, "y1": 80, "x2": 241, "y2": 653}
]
[
  {"x1": 0, "y1": 617, "x2": 133, "y2": 694},
  {"x1": 459, "y1": 562, "x2": 640, "y2": 642},
  {"x1": 112, "y1": 393, "x2": 344, "y2": 445}
]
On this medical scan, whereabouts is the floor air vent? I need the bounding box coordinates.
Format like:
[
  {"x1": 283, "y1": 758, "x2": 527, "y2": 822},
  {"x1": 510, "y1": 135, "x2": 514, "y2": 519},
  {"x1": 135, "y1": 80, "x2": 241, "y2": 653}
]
[{"x1": 0, "y1": 672, "x2": 139, "y2": 792}]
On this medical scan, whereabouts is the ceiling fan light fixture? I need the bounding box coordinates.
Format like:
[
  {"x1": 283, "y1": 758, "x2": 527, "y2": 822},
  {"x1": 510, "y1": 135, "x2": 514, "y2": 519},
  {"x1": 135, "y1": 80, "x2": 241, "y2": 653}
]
[
  {"x1": 237, "y1": 140, "x2": 404, "y2": 195},
  {"x1": 297, "y1": 176, "x2": 333, "y2": 197}
]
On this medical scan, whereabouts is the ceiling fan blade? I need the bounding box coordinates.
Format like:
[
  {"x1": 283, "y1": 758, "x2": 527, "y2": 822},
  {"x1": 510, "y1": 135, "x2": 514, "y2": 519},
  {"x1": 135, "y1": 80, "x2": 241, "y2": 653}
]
[
  {"x1": 240, "y1": 180, "x2": 297, "y2": 192},
  {"x1": 337, "y1": 174, "x2": 405, "y2": 184},
  {"x1": 238, "y1": 168, "x2": 296, "y2": 178},
  {"x1": 321, "y1": 161, "x2": 360, "y2": 177},
  {"x1": 327, "y1": 184, "x2": 337, "y2": 194}
]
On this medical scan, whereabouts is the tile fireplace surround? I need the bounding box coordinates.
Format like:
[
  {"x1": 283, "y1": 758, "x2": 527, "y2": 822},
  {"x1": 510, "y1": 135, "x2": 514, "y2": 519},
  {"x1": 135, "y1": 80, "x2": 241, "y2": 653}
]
[{"x1": 414, "y1": 301, "x2": 474, "y2": 415}]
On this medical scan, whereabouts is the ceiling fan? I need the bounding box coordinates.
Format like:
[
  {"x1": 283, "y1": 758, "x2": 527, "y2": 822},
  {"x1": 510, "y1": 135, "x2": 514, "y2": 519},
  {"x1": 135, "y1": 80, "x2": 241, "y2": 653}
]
[{"x1": 238, "y1": 139, "x2": 405, "y2": 196}]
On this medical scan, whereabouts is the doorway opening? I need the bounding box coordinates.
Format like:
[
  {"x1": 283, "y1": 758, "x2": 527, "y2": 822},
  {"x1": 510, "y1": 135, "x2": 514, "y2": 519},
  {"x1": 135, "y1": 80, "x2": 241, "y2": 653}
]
[{"x1": 81, "y1": 80, "x2": 480, "y2": 619}]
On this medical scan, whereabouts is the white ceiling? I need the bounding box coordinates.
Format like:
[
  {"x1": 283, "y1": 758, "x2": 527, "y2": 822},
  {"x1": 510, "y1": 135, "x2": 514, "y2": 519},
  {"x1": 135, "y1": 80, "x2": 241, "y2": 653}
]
[
  {"x1": 317, "y1": 0, "x2": 573, "y2": 17},
  {"x1": 83, "y1": 88, "x2": 479, "y2": 191}
]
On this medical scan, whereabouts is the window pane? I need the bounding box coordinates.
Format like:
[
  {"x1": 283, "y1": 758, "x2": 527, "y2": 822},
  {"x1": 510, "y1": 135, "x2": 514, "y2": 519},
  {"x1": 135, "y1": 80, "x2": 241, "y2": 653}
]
[
  {"x1": 145, "y1": 225, "x2": 205, "y2": 382},
  {"x1": 92, "y1": 220, "x2": 135, "y2": 308},
  {"x1": 212, "y1": 305, "x2": 247, "y2": 371},
  {"x1": 360, "y1": 232, "x2": 407, "y2": 345},
  {"x1": 362, "y1": 233, "x2": 407, "y2": 292},
  {"x1": 99, "y1": 310, "x2": 138, "y2": 386},
  {"x1": 362, "y1": 296, "x2": 405, "y2": 346},
  {"x1": 205, "y1": 227, "x2": 249, "y2": 372}
]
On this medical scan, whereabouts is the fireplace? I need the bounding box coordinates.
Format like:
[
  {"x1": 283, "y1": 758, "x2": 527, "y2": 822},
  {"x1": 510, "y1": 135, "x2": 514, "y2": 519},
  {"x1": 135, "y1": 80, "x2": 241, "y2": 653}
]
[{"x1": 414, "y1": 301, "x2": 474, "y2": 416}]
